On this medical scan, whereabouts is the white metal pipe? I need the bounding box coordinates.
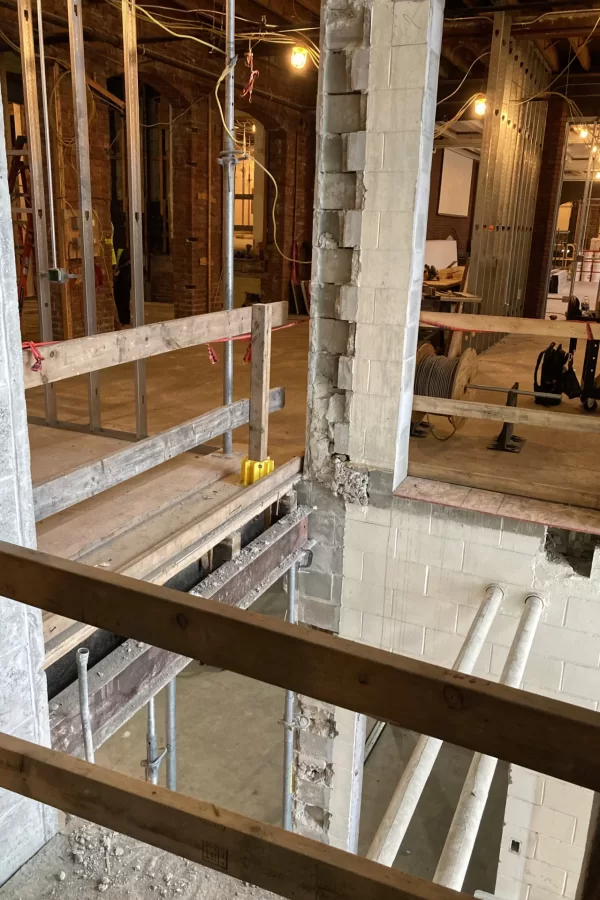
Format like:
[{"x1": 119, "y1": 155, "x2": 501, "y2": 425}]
[
  {"x1": 221, "y1": 0, "x2": 235, "y2": 454},
  {"x1": 433, "y1": 593, "x2": 545, "y2": 891},
  {"x1": 165, "y1": 677, "x2": 176, "y2": 791},
  {"x1": 367, "y1": 584, "x2": 504, "y2": 866},
  {"x1": 35, "y1": 0, "x2": 57, "y2": 270}
]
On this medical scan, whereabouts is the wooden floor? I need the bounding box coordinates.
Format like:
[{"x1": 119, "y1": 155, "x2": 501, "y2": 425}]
[{"x1": 410, "y1": 333, "x2": 600, "y2": 509}]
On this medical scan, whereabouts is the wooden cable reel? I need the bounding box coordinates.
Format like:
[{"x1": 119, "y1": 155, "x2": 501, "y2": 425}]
[{"x1": 413, "y1": 345, "x2": 478, "y2": 432}]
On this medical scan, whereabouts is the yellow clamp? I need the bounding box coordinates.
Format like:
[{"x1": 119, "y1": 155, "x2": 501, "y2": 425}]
[{"x1": 240, "y1": 457, "x2": 275, "y2": 485}]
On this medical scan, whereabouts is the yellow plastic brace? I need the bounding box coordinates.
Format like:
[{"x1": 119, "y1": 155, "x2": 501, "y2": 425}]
[{"x1": 240, "y1": 457, "x2": 275, "y2": 485}]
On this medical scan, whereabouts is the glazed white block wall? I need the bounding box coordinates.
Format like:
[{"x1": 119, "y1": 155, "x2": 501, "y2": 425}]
[
  {"x1": 0, "y1": 86, "x2": 56, "y2": 885},
  {"x1": 331, "y1": 497, "x2": 597, "y2": 890}
]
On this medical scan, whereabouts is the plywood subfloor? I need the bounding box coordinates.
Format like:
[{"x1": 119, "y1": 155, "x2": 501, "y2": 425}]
[{"x1": 410, "y1": 333, "x2": 600, "y2": 509}]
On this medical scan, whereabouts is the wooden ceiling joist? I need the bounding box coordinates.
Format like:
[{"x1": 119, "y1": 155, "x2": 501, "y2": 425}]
[
  {"x1": 569, "y1": 37, "x2": 591, "y2": 71},
  {"x1": 441, "y1": 45, "x2": 471, "y2": 75},
  {"x1": 535, "y1": 39, "x2": 560, "y2": 73}
]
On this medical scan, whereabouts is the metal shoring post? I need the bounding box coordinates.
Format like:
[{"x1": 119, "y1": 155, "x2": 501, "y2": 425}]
[
  {"x1": 17, "y1": 0, "x2": 57, "y2": 424},
  {"x1": 122, "y1": 0, "x2": 147, "y2": 439},
  {"x1": 221, "y1": 0, "x2": 236, "y2": 455},
  {"x1": 282, "y1": 563, "x2": 297, "y2": 830},
  {"x1": 144, "y1": 696, "x2": 166, "y2": 784},
  {"x1": 165, "y1": 677, "x2": 177, "y2": 791},
  {"x1": 76, "y1": 647, "x2": 95, "y2": 763},
  {"x1": 66, "y1": 0, "x2": 101, "y2": 431},
  {"x1": 569, "y1": 120, "x2": 598, "y2": 303}
]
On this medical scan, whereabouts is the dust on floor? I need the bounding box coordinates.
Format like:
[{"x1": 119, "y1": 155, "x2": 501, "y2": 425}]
[{"x1": 1, "y1": 816, "x2": 280, "y2": 900}]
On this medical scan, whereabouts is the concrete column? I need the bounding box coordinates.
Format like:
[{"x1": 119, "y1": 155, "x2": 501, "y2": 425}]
[
  {"x1": 0, "y1": 91, "x2": 56, "y2": 883},
  {"x1": 296, "y1": 0, "x2": 443, "y2": 849}
]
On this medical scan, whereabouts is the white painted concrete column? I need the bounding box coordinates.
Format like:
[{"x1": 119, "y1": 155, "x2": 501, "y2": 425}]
[{"x1": 0, "y1": 89, "x2": 56, "y2": 883}]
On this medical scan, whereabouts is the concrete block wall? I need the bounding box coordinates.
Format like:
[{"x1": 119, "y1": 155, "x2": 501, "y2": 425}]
[{"x1": 0, "y1": 91, "x2": 56, "y2": 884}]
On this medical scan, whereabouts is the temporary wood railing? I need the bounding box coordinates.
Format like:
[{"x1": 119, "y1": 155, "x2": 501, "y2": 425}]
[
  {"x1": 0, "y1": 540, "x2": 600, "y2": 900},
  {"x1": 416, "y1": 311, "x2": 600, "y2": 432},
  {"x1": 27, "y1": 303, "x2": 287, "y2": 520}
]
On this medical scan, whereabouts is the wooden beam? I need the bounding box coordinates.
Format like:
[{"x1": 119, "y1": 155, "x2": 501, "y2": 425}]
[
  {"x1": 50, "y1": 641, "x2": 189, "y2": 756},
  {"x1": 441, "y1": 46, "x2": 470, "y2": 74},
  {"x1": 33, "y1": 388, "x2": 285, "y2": 521},
  {"x1": 194, "y1": 506, "x2": 310, "y2": 607},
  {"x1": 419, "y1": 311, "x2": 600, "y2": 341},
  {"x1": 0, "y1": 731, "x2": 469, "y2": 900},
  {"x1": 122, "y1": 456, "x2": 304, "y2": 583},
  {"x1": 434, "y1": 134, "x2": 482, "y2": 150},
  {"x1": 535, "y1": 39, "x2": 560, "y2": 73},
  {"x1": 249, "y1": 303, "x2": 272, "y2": 462},
  {"x1": 413, "y1": 395, "x2": 600, "y2": 435},
  {"x1": 23, "y1": 302, "x2": 288, "y2": 389},
  {"x1": 3, "y1": 541, "x2": 600, "y2": 790},
  {"x1": 569, "y1": 37, "x2": 591, "y2": 71}
]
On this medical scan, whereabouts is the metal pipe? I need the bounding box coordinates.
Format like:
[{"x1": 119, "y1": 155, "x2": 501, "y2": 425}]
[
  {"x1": 348, "y1": 713, "x2": 367, "y2": 854},
  {"x1": 146, "y1": 697, "x2": 159, "y2": 785},
  {"x1": 35, "y1": 0, "x2": 57, "y2": 269},
  {"x1": 17, "y1": 0, "x2": 57, "y2": 424},
  {"x1": 67, "y1": 0, "x2": 101, "y2": 432},
  {"x1": 221, "y1": 0, "x2": 235, "y2": 455},
  {"x1": 166, "y1": 677, "x2": 177, "y2": 791},
  {"x1": 467, "y1": 383, "x2": 562, "y2": 401},
  {"x1": 76, "y1": 647, "x2": 94, "y2": 763},
  {"x1": 433, "y1": 593, "x2": 545, "y2": 891},
  {"x1": 282, "y1": 563, "x2": 297, "y2": 831},
  {"x1": 367, "y1": 584, "x2": 504, "y2": 866}
]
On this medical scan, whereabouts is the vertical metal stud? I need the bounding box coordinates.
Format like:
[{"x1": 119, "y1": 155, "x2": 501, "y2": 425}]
[
  {"x1": 66, "y1": 0, "x2": 100, "y2": 431},
  {"x1": 17, "y1": 0, "x2": 57, "y2": 423},
  {"x1": 221, "y1": 0, "x2": 236, "y2": 454},
  {"x1": 122, "y1": 0, "x2": 147, "y2": 439}
]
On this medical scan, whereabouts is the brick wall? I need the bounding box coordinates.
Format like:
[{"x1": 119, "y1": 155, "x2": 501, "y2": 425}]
[
  {"x1": 524, "y1": 98, "x2": 569, "y2": 318},
  {"x1": 16, "y1": 0, "x2": 316, "y2": 337},
  {"x1": 426, "y1": 149, "x2": 478, "y2": 263}
]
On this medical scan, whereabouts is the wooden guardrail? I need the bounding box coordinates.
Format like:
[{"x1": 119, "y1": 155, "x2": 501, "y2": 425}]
[
  {"x1": 22, "y1": 302, "x2": 288, "y2": 389},
  {"x1": 417, "y1": 312, "x2": 600, "y2": 433},
  {"x1": 0, "y1": 541, "x2": 599, "y2": 900}
]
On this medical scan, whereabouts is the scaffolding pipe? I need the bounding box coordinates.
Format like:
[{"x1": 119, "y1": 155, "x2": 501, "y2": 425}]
[
  {"x1": 367, "y1": 583, "x2": 505, "y2": 866},
  {"x1": 282, "y1": 563, "x2": 297, "y2": 831},
  {"x1": 35, "y1": 0, "x2": 57, "y2": 269},
  {"x1": 433, "y1": 593, "x2": 544, "y2": 891},
  {"x1": 165, "y1": 677, "x2": 177, "y2": 791},
  {"x1": 145, "y1": 697, "x2": 159, "y2": 785},
  {"x1": 76, "y1": 648, "x2": 94, "y2": 763},
  {"x1": 221, "y1": 0, "x2": 235, "y2": 454}
]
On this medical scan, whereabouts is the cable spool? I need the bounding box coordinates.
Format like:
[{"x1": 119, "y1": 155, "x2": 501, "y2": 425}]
[{"x1": 413, "y1": 346, "x2": 478, "y2": 431}]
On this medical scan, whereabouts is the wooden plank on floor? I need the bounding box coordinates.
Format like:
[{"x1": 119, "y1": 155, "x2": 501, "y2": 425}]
[
  {"x1": 419, "y1": 311, "x2": 600, "y2": 340},
  {"x1": 0, "y1": 731, "x2": 472, "y2": 900},
  {"x1": 33, "y1": 388, "x2": 285, "y2": 521},
  {"x1": 413, "y1": 395, "x2": 600, "y2": 435},
  {"x1": 23, "y1": 302, "x2": 288, "y2": 389},
  {"x1": 3, "y1": 539, "x2": 600, "y2": 791}
]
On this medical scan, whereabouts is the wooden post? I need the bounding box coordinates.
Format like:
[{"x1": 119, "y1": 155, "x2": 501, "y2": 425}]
[{"x1": 249, "y1": 303, "x2": 273, "y2": 462}]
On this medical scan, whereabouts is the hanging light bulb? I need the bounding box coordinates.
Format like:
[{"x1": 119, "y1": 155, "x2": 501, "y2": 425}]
[
  {"x1": 290, "y1": 45, "x2": 308, "y2": 70},
  {"x1": 580, "y1": 127, "x2": 589, "y2": 139},
  {"x1": 595, "y1": 171, "x2": 600, "y2": 180},
  {"x1": 252, "y1": 122, "x2": 256, "y2": 133},
  {"x1": 474, "y1": 95, "x2": 487, "y2": 117}
]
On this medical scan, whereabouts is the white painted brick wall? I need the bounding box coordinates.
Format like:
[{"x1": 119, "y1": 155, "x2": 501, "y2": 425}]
[{"x1": 335, "y1": 497, "x2": 599, "y2": 894}]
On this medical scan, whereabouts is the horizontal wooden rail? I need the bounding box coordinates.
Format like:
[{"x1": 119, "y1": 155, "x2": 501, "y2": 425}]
[
  {"x1": 0, "y1": 732, "x2": 467, "y2": 900},
  {"x1": 23, "y1": 302, "x2": 288, "y2": 389},
  {"x1": 412, "y1": 395, "x2": 600, "y2": 434},
  {"x1": 419, "y1": 311, "x2": 600, "y2": 341},
  {"x1": 33, "y1": 387, "x2": 285, "y2": 521},
  {"x1": 1, "y1": 541, "x2": 600, "y2": 790}
]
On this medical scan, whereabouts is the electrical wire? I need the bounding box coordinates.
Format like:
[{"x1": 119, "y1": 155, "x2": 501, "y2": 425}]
[
  {"x1": 437, "y1": 50, "x2": 490, "y2": 105},
  {"x1": 215, "y1": 59, "x2": 309, "y2": 266}
]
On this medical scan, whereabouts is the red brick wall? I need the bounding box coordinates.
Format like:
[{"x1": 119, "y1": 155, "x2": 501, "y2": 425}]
[
  {"x1": 27, "y1": 0, "x2": 316, "y2": 337},
  {"x1": 426, "y1": 149, "x2": 478, "y2": 264},
  {"x1": 523, "y1": 98, "x2": 569, "y2": 318}
]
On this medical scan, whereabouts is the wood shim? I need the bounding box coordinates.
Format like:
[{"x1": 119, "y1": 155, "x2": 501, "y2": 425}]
[
  {"x1": 0, "y1": 731, "x2": 471, "y2": 900},
  {"x1": 419, "y1": 311, "x2": 600, "y2": 341},
  {"x1": 33, "y1": 388, "x2": 285, "y2": 521},
  {"x1": 2, "y1": 538, "x2": 600, "y2": 790},
  {"x1": 23, "y1": 302, "x2": 288, "y2": 389},
  {"x1": 412, "y1": 395, "x2": 600, "y2": 435}
]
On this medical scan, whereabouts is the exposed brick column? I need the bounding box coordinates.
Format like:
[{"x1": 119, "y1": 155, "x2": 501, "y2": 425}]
[
  {"x1": 524, "y1": 98, "x2": 569, "y2": 318},
  {"x1": 0, "y1": 92, "x2": 56, "y2": 883}
]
